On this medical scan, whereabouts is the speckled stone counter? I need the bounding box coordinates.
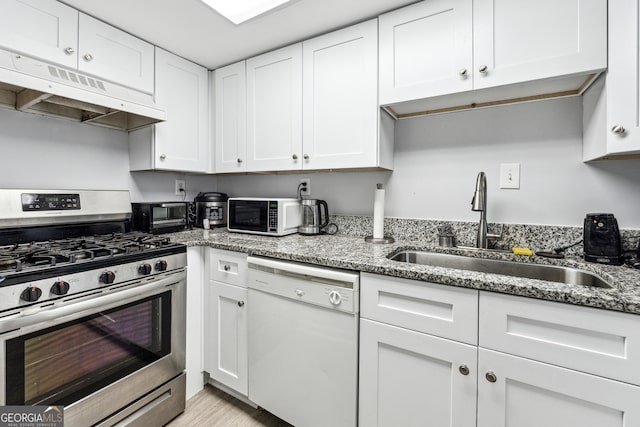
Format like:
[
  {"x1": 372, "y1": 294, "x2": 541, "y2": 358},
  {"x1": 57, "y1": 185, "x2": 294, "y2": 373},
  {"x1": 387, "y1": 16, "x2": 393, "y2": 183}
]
[{"x1": 168, "y1": 229, "x2": 640, "y2": 315}]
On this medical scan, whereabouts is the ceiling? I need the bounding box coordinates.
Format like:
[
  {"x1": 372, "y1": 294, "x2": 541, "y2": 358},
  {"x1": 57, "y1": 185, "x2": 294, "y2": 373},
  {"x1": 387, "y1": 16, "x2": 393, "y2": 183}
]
[{"x1": 61, "y1": 0, "x2": 417, "y2": 70}]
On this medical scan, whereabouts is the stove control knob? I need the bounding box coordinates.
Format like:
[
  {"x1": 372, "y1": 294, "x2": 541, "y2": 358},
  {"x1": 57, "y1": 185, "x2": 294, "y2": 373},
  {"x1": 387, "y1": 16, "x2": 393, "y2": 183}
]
[
  {"x1": 100, "y1": 271, "x2": 116, "y2": 284},
  {"x1": 155, "y1": 260, "x2": 168, "y2": 272},
  {"x1": 21, "y1": 286, "x2": 42, "y2": 302},
  {"x1": 138, "y1": 263, "x2": 152, "y2": 275},
  {"x1": 51, "y1": 280, "x2": 70, "y2": 295}
]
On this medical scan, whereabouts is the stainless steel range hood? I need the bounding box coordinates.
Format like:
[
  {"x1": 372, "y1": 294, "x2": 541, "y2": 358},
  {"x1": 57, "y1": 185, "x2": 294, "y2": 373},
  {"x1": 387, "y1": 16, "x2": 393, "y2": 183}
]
[{"x1": 0, "y1": 48, "x2": 165, "y2": 131}]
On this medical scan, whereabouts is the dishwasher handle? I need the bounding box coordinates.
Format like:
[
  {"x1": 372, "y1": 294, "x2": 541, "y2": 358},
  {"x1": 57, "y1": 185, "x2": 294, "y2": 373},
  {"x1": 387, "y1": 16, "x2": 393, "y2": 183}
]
[{"x1": 247, "y1": 256, "x2": 359, "y2": 288}]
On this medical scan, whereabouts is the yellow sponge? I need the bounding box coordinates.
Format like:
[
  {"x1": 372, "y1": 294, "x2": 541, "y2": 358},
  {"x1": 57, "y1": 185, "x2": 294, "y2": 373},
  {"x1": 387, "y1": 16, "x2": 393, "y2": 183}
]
[{"x1": 512, "y1": 247, "x2": 533, "y2": 256}]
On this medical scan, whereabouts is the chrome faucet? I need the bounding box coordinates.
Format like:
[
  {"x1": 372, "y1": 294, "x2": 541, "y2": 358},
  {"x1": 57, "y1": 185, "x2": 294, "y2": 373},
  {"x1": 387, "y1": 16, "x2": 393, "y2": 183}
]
[{"x1": 471, "y1": 172, "x2": 501, "y2": 248}]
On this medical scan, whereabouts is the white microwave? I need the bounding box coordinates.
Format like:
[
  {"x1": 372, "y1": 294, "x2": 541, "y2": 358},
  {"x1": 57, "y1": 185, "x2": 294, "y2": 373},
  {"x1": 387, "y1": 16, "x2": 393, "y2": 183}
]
[{"x1": 227, "y1": 198, "x2": 301, "y2": 236}]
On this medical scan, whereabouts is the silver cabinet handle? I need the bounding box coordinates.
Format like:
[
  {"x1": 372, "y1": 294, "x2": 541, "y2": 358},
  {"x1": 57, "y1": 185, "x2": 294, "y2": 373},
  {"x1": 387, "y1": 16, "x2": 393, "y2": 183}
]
[
  {"x1": 459, "y1": 365, "x2": 470, "y2": 376},
  {"x1": 292, "y1": 154, "x2": 298, "y2": 160},
  {"x1": 303, "y1": 154, "x2": 310, "y2": 160},
  {"x1": 65, "y1": 47, "x2": 75, "y2": 55},
  {"x1": 485, "y1": 371, "x2": 497, "y2": 383},
  {"x1": 478, "y1": 65, "x2": 488, "y2": 74},
  {"x1": 459, "y1": 68, "x2": 468, "y2": 78},
  {"x1": 223, "y1": 264, "x2": 230, "y2": 271},
  {"x1": 611, "y1": 125, "x2": 626, "y2": 135},
  {"x1": 159, "y1": 154, "x2": 166, "y2": 161},
  {"x1": 237, "y1": 300, "x2": 245, "y2": 307},
  {"x1": 83, "y1": 53, "x2": 93, "y2": 62},
  {"x1": 237, "y1": 158, "x2": 243, "y2": 164}
]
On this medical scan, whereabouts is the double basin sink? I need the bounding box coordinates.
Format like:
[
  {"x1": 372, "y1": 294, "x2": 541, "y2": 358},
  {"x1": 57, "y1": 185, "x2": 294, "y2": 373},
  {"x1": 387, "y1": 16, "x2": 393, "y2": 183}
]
[{"x1": 388, "y1": 250, "x2": 612, "y2": 289}]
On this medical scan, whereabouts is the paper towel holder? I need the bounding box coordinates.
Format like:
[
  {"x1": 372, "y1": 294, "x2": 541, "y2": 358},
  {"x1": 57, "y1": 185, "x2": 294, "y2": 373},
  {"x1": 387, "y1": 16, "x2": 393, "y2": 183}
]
[
  {"x1": 365, "y1": 235, "x2": 395, "y2": 244},
  {"x1": 366, "y1": 182, "x2": 395, "y2": 244}
]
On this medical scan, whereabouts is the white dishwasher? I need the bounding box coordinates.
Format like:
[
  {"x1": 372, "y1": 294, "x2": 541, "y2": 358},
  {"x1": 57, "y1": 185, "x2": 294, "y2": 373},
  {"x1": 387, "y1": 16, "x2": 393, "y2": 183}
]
[{"x1": 247, "y1": 256, "x2": 359, "y2": 427}]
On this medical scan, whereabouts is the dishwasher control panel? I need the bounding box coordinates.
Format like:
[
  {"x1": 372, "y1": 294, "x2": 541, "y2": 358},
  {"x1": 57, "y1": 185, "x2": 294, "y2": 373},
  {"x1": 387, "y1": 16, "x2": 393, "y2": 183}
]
[{"x1": 247, "y1": 256, "x2": 359, "y2": 314}]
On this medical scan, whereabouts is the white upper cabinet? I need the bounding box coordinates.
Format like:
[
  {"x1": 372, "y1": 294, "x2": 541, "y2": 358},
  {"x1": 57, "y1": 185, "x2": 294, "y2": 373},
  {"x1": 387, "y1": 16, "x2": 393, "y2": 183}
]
[
  {"x1": 379, "y1": 0, "x2": 473, "y2": 105},
  {"x1": 380, "y1": 0, "x2": 607, "y2": 116},
  {"x1": 154, "y1": 48, "x2": 209, "y2": 172},
  {"x1": 0, "y1": 1, "x2": 155, "y2": 94},
  {"x1": 129, "y1": 48, "x2": 209, "y2": 172},
  {"x1": 583, "y1": 0, "x2": 640, "y2": 161},
  {"x1": 473, "y1": 0, "x2": 606, "y2": 90},
  {"x1": 246, "y1": 44, "x2": 302, "y2": 172},
  {"x1": 302, "y1": 19, "x2": 385, "y2": 170},
  {"x1": 214, "y1": 61, "x2": 247, "y2": 173},
  {"x1": 78, "y1": 13, "x2": 154, "y2": 94},
  {"x1": 0, "y1": 0, "x2": 78, "y2": 68}
]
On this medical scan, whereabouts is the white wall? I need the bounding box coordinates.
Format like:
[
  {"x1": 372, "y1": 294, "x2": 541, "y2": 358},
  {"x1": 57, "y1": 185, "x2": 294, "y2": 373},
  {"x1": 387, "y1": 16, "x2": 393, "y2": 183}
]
[
  {"x1": 0, "y1": 108, "x2": 217, "y2": 201},
  {"x1": 218, "y1": 97, "x2": 640, "y2": 228},
  {"x1": 3, "y1": 97, "x2": 639, "y2": 229}
]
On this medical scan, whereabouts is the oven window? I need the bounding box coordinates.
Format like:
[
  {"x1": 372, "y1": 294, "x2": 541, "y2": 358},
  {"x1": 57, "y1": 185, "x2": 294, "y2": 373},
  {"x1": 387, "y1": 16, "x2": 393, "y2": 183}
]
[
  {"x1": 230, "y1": 201, "x2": 268, "y2": 232},
  {"x1": 5, "y1": 291, "x2": 171, "y2": 406}
]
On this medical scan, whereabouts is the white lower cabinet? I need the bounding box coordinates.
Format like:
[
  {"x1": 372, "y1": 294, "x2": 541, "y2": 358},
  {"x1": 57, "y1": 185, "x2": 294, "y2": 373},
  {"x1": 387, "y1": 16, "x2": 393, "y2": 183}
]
[
  {"x1": 359, "y1": 318, "x2": 477, "y2": 427},
  {"x1": 477, "y1": 348, "x2": 640, "y2": 427},
  {"x1": 203, "y1": 249, "x2": 248, "y2": 396},
  {"x1": 359, "y1": 273, "x2": 640, "y2": 427}
]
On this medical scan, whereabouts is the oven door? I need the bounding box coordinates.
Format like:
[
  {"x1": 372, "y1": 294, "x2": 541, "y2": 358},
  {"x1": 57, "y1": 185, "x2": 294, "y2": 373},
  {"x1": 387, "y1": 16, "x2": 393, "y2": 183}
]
[{"x1": 0, "y1": 272, "x2": 186, "y2": 426}]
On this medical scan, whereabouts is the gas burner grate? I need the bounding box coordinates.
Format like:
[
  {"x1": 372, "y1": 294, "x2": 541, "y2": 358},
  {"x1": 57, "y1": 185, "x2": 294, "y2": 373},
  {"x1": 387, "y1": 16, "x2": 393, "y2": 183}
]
[{"x1": 0, "y1": 232, "x2": 178, "y2": 274}]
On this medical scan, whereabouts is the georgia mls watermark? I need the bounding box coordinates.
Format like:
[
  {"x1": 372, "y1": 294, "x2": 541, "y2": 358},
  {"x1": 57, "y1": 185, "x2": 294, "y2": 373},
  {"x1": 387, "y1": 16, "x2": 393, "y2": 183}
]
[{"x1": 0, "y1": 406, "x2": 63, "y2": 427}]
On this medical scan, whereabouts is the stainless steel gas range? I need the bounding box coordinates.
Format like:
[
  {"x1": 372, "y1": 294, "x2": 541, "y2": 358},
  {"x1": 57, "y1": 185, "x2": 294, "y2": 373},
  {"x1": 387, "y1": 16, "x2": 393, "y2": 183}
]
[{"x1": 0, "y1": 189, "x2": 186, "y2": 426}]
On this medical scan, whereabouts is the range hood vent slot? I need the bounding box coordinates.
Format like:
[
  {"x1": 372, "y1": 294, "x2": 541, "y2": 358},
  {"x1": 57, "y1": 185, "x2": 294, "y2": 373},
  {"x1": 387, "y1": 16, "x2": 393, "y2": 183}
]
[{"x1": 0, "y1": 48, "x2": 165, "y2": 131}]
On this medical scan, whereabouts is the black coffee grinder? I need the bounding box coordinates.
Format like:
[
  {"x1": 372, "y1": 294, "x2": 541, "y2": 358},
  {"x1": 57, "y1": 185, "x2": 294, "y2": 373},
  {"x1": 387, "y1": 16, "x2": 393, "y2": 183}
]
[{"x1": 583, "y1": 213, "x2": 623, "y2": 265}]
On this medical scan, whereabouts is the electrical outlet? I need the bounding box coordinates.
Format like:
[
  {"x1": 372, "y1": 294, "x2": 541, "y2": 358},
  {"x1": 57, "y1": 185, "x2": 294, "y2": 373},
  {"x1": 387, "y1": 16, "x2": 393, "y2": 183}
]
[
  {"x1": 175, "y1": 180, "x2": 186, "y2": 196},
  {"x1": 499, "y1": 163, "x2": 520, "y2": 189},
  {"x1": 300, "y1": 178, "x2": 311, "y2": 196}
]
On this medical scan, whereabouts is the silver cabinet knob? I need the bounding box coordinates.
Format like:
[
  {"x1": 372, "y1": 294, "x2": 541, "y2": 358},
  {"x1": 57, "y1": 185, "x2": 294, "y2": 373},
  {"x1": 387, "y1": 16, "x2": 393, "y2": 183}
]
[
  {"x1": 237, "y1": 300, "x2": 245, "y2": 307},
  {"x1": 303, "y1": 154, "x2": 310, "y2": 160},
  {"x1": 64, "y1": 47, "x2": 75, "y2": 55},
  {"x1": 237, "y1": 158, "x2": 243, "y2": 164},
  {"x1": 223, "y1": 264, "x2": 230, "y2": 271},
  {"x1": 485, "y1": 371, "x2": 497, "y2": 383},
  {"x1": 159, "y1": 154, "x2": 166, "y2": 161},
  {"x1": 83, "y1": 53, "x2": 93, "y2": 62},
  {"x1": 459, "y1": 365, "x2": 470, "y2": 376},
  {"x1": 459, "y1": 68, "x2": 468, "y2": 78},
  {"x1": 478, "y1": 65, "x2": 488, "y2": 74},
  {"x1": 295, "y1": 289, "x2": 305, "y2": 297},
  {"x1": 292, "y1": 154, "x2": 298, "y2": 160},
  {"x1": 611, "y1": 125, "x2": 626, "y2": 135}
]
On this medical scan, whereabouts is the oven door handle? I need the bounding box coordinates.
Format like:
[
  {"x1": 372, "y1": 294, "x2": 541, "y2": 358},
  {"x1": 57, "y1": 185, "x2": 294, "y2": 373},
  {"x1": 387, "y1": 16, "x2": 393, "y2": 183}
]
[{"x1": 0, "y1": 275, "x2": 182, "y2": 333}]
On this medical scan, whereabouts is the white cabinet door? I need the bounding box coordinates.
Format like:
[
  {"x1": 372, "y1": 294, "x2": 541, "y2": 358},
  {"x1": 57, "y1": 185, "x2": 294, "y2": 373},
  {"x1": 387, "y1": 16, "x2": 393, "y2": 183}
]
[
  {"x1": 153, "y1": 48, "x2": 209, "y2": 172},
  {"x1": 359, "y1": 318, "x2": 477, "y2": 427},
  {"x1": 583, "y1": 0, "x2": 640, "y2": 161},
  {"x1": 473, "y1": 0, "x2": 606, "y2": 90},
  {"x1": 204, "y1": 281, "x2": 248, "y2": 396},
  {"x1": 214, "y1": 61, "x2": 247, "y2": 173},
  {"x1": 302, "y1": 20, "x2": 379, "y2": 169},
  {"x1": 246, "y1": 44, "x2": 302, "y2": 172},
  {"x1": 477, "y1": 348, "x2": 640, "y2": 427},
  {"x1": 379, "y1": 0, "x2": 473, "y2": 104},
  {"x1": 603, "y1": 0, "x2": 640, "y2": 156},
  {"x1": 0, "y1": 0, "x2": 78, "y2": 68},
  {"x1": 78, "y1": 13, "x2": 154, "y2": 93}
]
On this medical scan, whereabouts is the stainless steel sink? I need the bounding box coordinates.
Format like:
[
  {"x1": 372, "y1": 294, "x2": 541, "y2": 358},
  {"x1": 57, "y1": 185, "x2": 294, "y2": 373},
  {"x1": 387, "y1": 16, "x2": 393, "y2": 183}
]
[{"x1": 388, "y1": 250, "x2": 612, "y2": 288}]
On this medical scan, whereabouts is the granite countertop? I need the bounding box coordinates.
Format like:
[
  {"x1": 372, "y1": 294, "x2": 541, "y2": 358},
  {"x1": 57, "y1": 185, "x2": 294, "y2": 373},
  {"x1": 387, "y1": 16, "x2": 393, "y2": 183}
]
[{"x1": 169, "y1": 229, "x2": 640, "y2": 315}]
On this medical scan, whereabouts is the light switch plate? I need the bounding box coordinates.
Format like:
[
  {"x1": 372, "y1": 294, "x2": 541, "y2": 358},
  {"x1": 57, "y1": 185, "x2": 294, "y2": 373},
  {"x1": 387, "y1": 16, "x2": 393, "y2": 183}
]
[{"x1": 499, "y1": 163, "x2": 520, "y2": 189}]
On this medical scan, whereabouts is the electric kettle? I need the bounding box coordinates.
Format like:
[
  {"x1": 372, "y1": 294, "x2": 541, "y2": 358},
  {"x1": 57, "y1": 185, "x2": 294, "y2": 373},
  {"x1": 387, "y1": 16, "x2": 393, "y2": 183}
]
[{"x1": 299, "y1": 199, "x2": 329, "y2": 235}]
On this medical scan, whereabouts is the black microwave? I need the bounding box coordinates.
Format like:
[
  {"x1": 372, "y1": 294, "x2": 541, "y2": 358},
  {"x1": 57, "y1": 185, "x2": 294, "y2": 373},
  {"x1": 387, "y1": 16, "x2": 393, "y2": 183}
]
[{"x1": 131, "y1": 202, "x2": 188, "y2": 234}]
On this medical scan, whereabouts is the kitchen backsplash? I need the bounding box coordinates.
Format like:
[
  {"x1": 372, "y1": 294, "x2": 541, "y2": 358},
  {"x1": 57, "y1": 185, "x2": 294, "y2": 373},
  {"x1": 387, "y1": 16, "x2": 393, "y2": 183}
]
[{"x1": 330, "y1": 215, "x2": 640, "y2": 256}]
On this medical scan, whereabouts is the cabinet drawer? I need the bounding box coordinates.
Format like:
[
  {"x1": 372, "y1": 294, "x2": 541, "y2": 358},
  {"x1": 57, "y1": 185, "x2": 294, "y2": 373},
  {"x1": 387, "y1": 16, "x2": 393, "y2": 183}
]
[
  {"x1": 208, "y1": 248, "x2": 247, "y2": 287},
  {"x1": 361, "y1": 273, "x2": 478, "y2": 345},
  {"x1": 479, "y1": 292, "x2": 640, "y2": 386}
]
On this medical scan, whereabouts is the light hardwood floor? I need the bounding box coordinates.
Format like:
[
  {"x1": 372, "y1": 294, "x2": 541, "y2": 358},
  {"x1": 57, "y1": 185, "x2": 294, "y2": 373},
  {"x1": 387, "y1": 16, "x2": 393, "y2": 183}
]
[{"x1": 167, "y1": 385, "x2": 293, "y2": 427}]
